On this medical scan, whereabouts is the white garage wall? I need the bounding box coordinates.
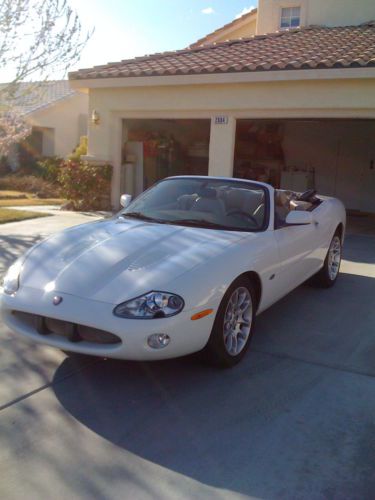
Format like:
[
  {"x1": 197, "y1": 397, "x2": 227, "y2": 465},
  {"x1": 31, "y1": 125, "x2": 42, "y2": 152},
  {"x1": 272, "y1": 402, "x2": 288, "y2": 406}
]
[
  {"x1": 283, "y1": 121, "x2": 339, "y2": 195},
  {"x1": 282, "y1": 120, "x2": 375, "y2": 211}
]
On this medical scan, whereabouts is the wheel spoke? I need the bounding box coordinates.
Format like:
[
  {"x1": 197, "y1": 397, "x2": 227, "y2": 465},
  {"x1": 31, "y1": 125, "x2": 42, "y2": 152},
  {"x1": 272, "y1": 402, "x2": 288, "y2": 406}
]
[
  {"x1": 237, "y1": 329, "x2": 247, "y2": 340},
  {"x1": 239, "y1": 299, "x2": 251, "y2": 312},
  {"x1": 225, "y1": 334, "x2": 233, "y2": 352},
  {"x1": 224, "y1": 322, "x2": 232, "y2": 336},
  {"x1": 237, "y1": 292, "x2": 244, "y2": 307},
  {"x1": 231, "y1": 335, "x2": 238, "y2": 354}
]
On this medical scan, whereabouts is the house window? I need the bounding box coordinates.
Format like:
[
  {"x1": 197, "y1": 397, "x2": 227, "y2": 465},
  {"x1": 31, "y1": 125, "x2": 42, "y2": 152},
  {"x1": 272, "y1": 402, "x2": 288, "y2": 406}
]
[{"x1": 280, "y1": 7, "x2": 301, "y2": 29}]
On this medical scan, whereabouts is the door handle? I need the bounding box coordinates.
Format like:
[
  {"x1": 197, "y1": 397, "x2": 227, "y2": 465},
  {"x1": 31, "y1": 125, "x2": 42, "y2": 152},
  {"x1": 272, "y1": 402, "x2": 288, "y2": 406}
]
[{"x1": 370, "y1": 160, "x2": 374, "y2": 170}]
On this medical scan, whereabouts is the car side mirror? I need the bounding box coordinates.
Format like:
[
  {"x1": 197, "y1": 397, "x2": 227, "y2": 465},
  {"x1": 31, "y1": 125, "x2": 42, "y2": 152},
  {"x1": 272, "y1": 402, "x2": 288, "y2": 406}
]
[
  {"x1": 285, "y1": 211, "x2": 314, "y2": 225},
  {"x1": 120, "y1": 194, "x2": 132, "y2": 209}
]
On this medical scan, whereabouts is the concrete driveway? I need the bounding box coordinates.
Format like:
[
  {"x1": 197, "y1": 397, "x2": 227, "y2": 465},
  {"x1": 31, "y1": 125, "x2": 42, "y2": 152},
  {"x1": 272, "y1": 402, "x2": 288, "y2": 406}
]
[{"x1": 0, "y1": 212, "x2": 375, "y2": 499}]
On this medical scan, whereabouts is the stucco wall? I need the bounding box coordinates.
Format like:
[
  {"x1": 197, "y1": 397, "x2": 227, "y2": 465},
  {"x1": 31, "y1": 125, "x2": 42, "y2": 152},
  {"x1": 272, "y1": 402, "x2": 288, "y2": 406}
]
[
  {"x1": 257, "y1": 0, "x2": 375, "y2": 34},
  {"x1": 214, "y1": 19, "x2": 257, "y2": 42},
  {"x1": 27, "y1": 92, "x2": 88, "y2": 158}
]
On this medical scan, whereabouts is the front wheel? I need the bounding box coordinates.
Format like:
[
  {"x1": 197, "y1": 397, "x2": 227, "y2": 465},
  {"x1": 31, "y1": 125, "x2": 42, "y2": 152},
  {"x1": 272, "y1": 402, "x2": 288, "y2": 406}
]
[
  {"x1": 204, "y1": 276, "x2": 256, "y2": 368},
  {"x1": 312, "y1": 232, "x2": 342, "y2": 288}
]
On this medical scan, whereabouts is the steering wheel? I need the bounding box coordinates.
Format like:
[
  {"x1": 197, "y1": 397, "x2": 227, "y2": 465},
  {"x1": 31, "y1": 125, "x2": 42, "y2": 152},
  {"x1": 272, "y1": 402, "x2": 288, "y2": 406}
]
[
  {"x1": 226, "y1": 209, "x2": 258, "y2": 226},
  {"x1": 298, "y1": 189, "x2": 317, "y2": 202}
]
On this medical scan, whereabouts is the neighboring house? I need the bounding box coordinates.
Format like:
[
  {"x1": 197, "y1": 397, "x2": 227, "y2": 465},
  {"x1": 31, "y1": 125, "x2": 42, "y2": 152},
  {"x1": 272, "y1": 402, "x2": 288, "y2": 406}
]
[
  {"x1": 69, "y1": 0, "x2": 375, "y2": 214},
  {"x1": 0, "y1": 81, "x2": 88, "y2": 169},
  {"x1": 191, "y1": 0, "x2": 375, "y2": 46},
  {"x1": 190, "y1": 7, "x2": 258, "y2": 48}
]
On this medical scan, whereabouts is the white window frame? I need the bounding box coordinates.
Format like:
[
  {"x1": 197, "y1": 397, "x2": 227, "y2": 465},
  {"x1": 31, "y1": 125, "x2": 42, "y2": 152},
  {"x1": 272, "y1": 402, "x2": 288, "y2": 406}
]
[{"x1": 279, "y1": 5, "x2": 301, "y2": 30}]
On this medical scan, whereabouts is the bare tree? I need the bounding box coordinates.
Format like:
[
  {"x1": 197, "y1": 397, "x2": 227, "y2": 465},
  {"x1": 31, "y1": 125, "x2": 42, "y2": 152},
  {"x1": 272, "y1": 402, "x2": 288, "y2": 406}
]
[
  {"x1": 0, "y1": 0, "x2": 91, "y2": 156},
  {"x1": 0, "y1": 111, "x2": 31, "y2": 157}
]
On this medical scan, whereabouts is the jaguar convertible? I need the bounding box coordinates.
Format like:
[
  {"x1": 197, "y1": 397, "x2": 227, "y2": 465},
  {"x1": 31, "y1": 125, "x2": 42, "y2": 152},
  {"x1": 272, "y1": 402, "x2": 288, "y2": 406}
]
[{"x1": 1, "y1": 176, "x2": 346, "y2": 367}]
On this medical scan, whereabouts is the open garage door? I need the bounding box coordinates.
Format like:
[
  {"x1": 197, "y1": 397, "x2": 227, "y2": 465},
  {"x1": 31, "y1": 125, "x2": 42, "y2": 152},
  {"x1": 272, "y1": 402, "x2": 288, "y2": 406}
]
[
  {"x1": 234, "y1": 119, "x2": 375, "y2": 214},
  {"x1": 121, "y1": 119, "x2": 210, "y2": 196}
]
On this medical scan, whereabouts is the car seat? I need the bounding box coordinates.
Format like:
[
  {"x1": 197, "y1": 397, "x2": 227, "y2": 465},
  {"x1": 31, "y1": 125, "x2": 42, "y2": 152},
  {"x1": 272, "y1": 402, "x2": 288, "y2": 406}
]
[
  {"x1": 177, "y1": 193, "x2": 198, "y2": 211},
  {"x1": 275, "y1": 190, "x2": 292, "y2": 227},
  {"x1": 193, "y1": 187, "x2": 226, "y2": 218}
]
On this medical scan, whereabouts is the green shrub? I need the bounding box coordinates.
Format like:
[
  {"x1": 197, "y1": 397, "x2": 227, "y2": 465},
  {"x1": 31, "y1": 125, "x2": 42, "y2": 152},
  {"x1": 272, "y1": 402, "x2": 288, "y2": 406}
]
[
  {"x1": 68, "y1": 136, "x2": 88, "y2": 162},
  {"x1": 0, "y1": 174, "x2": 61, "y2": 197},
  {"x1": 34, "y1": 156, "x2": 63, "y2": 183},
  {"x1": 58, "y1": 160, "x2": 112, "y2": 210}
]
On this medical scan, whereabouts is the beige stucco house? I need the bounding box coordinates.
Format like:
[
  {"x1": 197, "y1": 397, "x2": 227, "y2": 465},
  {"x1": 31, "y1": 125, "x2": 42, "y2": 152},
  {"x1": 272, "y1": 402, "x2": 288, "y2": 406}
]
[
  {"x1": 2, "y1": 81, "x2": 88, "y2": 168},
  {"x1": 70, "y1": 0, "x2": 375, "y2": 213}
]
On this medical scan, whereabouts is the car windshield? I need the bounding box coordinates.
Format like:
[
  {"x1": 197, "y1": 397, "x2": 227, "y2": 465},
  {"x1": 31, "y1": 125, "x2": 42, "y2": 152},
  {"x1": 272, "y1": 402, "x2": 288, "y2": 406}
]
[{"x1": 119, "y1": 178, "x2": 268, "y2": 231}]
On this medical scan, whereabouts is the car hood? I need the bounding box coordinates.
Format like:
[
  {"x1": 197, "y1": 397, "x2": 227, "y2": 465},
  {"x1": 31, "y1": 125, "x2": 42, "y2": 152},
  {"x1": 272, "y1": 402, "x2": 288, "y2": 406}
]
[{"x1": 20, "y1": 217, "x2": 247, "y2": 304}]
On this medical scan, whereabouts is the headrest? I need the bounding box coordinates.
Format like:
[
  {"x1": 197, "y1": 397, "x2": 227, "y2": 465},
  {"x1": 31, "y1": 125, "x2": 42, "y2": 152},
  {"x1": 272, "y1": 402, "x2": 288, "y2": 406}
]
[
  {"x1": 275, "y1": 191, "x2": 290, "y2": 207},
  {"x1": 227, "y1": 188, "x2": 258, "y2": 204},
  {"x1": 198, "y1": 187, "x2": 217, "y2": 199}
]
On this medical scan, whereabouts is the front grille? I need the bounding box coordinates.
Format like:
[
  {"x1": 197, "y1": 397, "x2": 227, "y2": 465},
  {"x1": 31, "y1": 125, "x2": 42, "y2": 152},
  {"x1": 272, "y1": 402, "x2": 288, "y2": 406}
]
[{"x1": 13, "y1": 311, "x2": 121, "y2": 345}]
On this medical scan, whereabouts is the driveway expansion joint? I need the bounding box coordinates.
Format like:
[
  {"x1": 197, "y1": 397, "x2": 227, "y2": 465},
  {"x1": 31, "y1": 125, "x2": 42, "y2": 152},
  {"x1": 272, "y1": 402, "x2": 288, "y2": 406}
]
[
  {"x1": 0, "y1": 357, "x2": 100, "y2": 413},
  {"x1": 253, "y1": 348, "x2": 375, "y2": 380}
]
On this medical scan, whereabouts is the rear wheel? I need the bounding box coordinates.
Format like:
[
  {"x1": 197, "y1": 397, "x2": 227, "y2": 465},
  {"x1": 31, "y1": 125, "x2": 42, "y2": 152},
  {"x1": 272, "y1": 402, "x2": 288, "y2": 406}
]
[
  {"x1": 204, "y1": 276, "x2": 256, "y2": 368},
  {"x1": 312, "y1": 231, "x2": 342, "y2": 288}
]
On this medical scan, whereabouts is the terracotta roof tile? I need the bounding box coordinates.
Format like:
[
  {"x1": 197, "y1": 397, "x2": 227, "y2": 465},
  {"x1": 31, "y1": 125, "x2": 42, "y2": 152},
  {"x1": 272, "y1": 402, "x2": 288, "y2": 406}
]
[
  {"x1": 69, "y1": 24, "x2": 375, "y2": 81},
  {"x1": 0, "y1": 80, "x2": 77, "y2": 115}
]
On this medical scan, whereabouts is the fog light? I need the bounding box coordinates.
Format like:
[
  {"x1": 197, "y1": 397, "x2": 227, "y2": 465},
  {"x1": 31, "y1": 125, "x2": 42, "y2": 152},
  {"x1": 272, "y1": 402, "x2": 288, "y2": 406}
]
[{"x1": 147, "y1": 334, "x2": 171, "y2": 349}]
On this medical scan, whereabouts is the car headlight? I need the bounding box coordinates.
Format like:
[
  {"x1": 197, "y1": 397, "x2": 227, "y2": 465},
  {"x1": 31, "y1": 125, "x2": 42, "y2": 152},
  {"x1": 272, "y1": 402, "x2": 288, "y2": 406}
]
[
  {"x1": 114, "y1": 291, "x2": 184, "y2": 319},
  {"x1": 2, "y1": 258, "x2": 23, "y2": 295}
]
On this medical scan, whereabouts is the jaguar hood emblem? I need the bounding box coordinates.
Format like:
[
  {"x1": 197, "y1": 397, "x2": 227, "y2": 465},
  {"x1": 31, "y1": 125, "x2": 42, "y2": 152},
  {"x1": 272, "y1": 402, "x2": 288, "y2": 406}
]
[{"x1": 53, "y1": 296, "x2": 63, "y2": 306}]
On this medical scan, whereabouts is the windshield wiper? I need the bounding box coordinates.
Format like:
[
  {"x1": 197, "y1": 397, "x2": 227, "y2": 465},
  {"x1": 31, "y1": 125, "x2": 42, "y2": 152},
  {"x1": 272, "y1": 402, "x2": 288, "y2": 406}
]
[
  {"x1": 120, "y1": 212, "x2": 166, "y2": 223},
  {"x1": 168, "y1": 219, "x2": 236, "y2": 230}
]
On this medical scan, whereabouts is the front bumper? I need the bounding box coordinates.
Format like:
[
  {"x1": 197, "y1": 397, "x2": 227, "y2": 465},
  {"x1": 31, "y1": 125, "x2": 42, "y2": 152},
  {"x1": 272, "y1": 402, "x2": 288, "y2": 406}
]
[{"x1": 0, "y1": 286, "x2": 216, "y2": 360}]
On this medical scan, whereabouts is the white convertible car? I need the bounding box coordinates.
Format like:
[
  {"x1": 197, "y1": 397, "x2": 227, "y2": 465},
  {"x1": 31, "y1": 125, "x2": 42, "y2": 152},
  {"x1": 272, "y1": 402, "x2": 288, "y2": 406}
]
[{"x1": 1, "y1": 176, "x2": 345, "y2": 367}]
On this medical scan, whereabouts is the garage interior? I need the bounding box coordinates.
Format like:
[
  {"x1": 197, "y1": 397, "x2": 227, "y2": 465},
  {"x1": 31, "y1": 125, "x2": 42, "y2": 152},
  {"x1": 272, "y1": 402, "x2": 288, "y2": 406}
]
[
  {"x1": 234, "y1": 119, "x2": 375, "y2": 214},
  {"x1": 121, "y1": 119, "x2": 210, "y2": 195}
]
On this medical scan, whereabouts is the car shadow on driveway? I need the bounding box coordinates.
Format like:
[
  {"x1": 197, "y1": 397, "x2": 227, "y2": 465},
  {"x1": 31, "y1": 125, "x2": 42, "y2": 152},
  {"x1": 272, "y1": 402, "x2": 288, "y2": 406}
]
[
  {"x1": 0, "y1": 235, "x2": 43, "y2": 277},
  {"x1": 52, "y1": 271, "x2": 375, "y2": 499}
]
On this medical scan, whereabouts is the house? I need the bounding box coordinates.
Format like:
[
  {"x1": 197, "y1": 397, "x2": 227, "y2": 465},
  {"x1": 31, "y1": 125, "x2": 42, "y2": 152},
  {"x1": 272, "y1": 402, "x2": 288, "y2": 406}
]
[
  {"x1": 69, "y1": 0, "x2": 375, "y2": 213},
  {"x1": 1, "y1": 81, "x2": 88, "y2": 169}
]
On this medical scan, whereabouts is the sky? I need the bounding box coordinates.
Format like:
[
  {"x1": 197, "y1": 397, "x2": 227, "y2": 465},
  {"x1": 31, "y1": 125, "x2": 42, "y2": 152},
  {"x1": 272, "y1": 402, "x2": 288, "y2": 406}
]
[
  {"x1": 1, "y1": 1, "x2": 258, "y2": 82},
  {"x1": 66, "y1": 0, "x2": 258, "y2": 73},
  {"x1": 0, "y1": 1, "x2": 259, "y2": 82}
]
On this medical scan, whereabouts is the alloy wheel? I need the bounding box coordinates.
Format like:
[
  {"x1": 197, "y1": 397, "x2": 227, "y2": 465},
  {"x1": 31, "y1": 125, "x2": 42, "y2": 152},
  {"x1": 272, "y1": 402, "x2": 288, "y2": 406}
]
[
  {"x1": 223, "y1": 286, "x2": 253, "y2": 356},
  {"x1": 328, "y1": 235, "x2": 341, "y2": 281}
]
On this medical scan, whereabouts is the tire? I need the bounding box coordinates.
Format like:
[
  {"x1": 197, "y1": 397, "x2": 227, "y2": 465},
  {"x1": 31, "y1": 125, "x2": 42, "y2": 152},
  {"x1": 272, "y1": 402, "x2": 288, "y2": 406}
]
[
  {"x1": 204, "y1": 276, "x2": 256, "y2": 368},
  {"x1": 311, "y1": 231, "x2": 342, "y2": 288}
]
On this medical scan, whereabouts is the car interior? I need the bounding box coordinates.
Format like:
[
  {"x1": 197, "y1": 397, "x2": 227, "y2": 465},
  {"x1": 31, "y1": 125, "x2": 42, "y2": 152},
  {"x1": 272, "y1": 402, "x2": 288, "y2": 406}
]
[
  {"x1": 123, "y1": 179, "x2": 322, "y2": 231},
  {"x1": 174, "y1": 186, "x2": 321, "y2": 230},
  {"x1": 274, "y1": 188, "x2": 321, "y2": 228},
  {"x1": 172, "y1": 185, "x2": 266, "y2": 228}
]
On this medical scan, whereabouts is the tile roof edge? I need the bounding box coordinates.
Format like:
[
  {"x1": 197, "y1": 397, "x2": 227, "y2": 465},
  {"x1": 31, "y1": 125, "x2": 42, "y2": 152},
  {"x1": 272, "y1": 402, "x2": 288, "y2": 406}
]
[
  {"x1": 0, "y1": 79, "x2": 71, "y2": 87},
  {"x1": 69, "y1": 25, "x2": 316, "y2": 79},
  {"x1": 23, "y1": 89, "x2": 79, "y2": 116},
  {"x1": 69, "y1": 65, "x2": 375, "y2": 84},
  {"x1": 69, "y1": 22, "x2": 375, "y2": 80}
]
